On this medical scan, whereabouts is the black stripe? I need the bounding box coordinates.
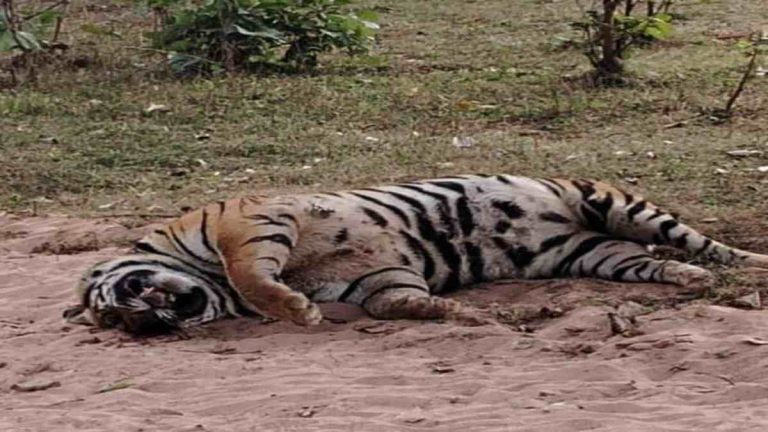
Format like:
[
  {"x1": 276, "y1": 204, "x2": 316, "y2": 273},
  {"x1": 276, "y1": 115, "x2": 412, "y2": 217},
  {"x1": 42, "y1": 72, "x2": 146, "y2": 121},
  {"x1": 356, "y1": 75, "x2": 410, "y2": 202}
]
[
  {"x1": 554, "y1": 236, "x2": 623, "y2": 275},
  {"x1": 135, "y1": 243, "x2": 229, "y2": 285},
  {"x1": 535, "y1": 179, "x2": 563, "y2": 196},
  {"x1": 580, "y1": 204, "x2": 607, "y2": 233},
  {"x1": 494, "y1": 220, "x2": 511, "y2": 233},
  {"x1": 277, "y1": 213, "x2": 299, "y2": 225},
  {"x1": 673, "y1": 233, "x2": 689, "y2": 248},
  {"x1": 400, "y1": 230, "x2": 435, "y2": 280},
  {"x1": 168, "y1": 227, "x2": 217, "y2": 264},
  {"x1": 350, "y1": 192, "x2": 412, "y2": 228},
  {"x1": 360, "y1": 283, "x2": 430, "y2": 308},
  {"x1": 334, "y1": 228, "x2": 349, "y2": 244},
  {"x1": 135, "y1": 241, "x2": 163, "y2": 255},
  {"x1": 491, "y1": 236, "x2": 535, "y2": 268},
  {"x1": 415, "y1": 212, "x2": 462, "y2": 292},
  {"x1": 590, "y1": 252, "x2": 620, "y2": 275},
  {"x1": 613, "y1": 254, "x2": 649, "y2": 268},
  {"x1": 650, "y1": 261, "x2": 667, "y2": 281},
  {"x1": 659, "y1": 219, "x2": 679, "y2": 241},
  {"x1": 241, "y1": 234, "x2": 293, "y2": 249},
  {"x1": 362, "y1": 207, "x2": 388, "y2": 227},
  {"x1": 586, "y1": 192, "x2": 614, "y2": 225},
  {"x1": 627, "y1": 201, "x2": 647, "y2": 222},
  {"x1": 244, "y1": 214, "x2": 291, "y2": 227},
  {"x1": 397, "y1": 184, "x2": 456, "y2": 236},
  {"x1": 379, "y1": 190, "x2": 428, "y2": 214},
  {"x1": 495, "y1": 175, "x2": 512, "y2": 184},
  {"x1": 539, "y1": 212, "x2": 571, "y2": 224},
  {"x1": 647, "y1": 209, "x2": 665, "y2": 221},
  {"x1": 492, "y1": 200, "x2": 526, "y2": 219},
  {"x1": 456, "y1": 196, "x2": 476, "y2": 237},
  {"x1": 463, "y1": 242, "x2": 485, "y2": 283},
  {"x1": 695, "y1": 238, "x2": 713, "y2": 256},
  {"x1": 633, "y1": 260, "x2": 651, "y2": 278},
  {"x1": 538, "y1": 233, "x2": 576, "y2": 254},
  {"x1": 622, "y1": 191, "x2": 635, "y2": 206},
  {"x1": 612, "y1": 256, "x2": 651, "y2": 280},
  {"x1": 200, "y1": 210, "x2": 217, "y2": 255},
  {"x1": 428, "y1": 181, "x2": 466, "y2": 194},
  {"x1": 397, "y1": 184, "x2": 450, "y2": 206},
  {"x1": 507, "y1": 246, "x2": 535, "y2": 268},
  {"x1": 338, "y1": 267, "x2": 422, "y2": 302}
]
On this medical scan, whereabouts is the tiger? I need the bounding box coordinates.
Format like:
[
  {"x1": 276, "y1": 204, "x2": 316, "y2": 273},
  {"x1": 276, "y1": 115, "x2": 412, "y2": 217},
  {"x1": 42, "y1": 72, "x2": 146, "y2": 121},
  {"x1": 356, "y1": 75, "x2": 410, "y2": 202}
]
[{"x1": 64, "y1": 174, "x2": 768, "y2": 334}]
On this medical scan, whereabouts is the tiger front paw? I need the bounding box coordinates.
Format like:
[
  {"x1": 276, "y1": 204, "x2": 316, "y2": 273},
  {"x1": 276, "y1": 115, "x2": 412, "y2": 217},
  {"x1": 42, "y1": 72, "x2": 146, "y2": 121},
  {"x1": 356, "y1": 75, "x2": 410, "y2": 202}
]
[{"x1": 281, "y1": 292, "x2": 323, "y2": 326}]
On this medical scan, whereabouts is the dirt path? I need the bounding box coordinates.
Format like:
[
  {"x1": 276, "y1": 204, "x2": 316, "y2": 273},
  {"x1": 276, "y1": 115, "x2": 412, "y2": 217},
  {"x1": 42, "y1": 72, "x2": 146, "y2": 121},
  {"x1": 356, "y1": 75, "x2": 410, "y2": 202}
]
[{"x1": 2, "y1": 215, "x2": 768, "y2": 432}]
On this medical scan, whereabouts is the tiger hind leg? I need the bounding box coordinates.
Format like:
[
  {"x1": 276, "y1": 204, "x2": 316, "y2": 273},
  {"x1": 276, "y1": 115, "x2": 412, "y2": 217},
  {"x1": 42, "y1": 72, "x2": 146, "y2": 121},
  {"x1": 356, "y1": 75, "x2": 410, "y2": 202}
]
[
  {"x1": 337, "y1": 266, "x2": 461, "y2": 320},
  {"x1": 549, "y1": 233, "x2": 715, "y2": 290},
  {"x1": 559, "y1": 179, "x2": 768, "y2": 268}
]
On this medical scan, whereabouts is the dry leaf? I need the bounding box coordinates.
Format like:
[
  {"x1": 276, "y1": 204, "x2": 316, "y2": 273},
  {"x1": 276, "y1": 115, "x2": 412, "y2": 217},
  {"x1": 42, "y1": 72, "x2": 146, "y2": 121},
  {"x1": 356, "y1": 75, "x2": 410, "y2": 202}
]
[
  {"x1": 726, "y1": 150, "x2": 763, "y2": 158},
  {"x1": 12, "y1": 380, "x2": 61, "y2": 393},
  {"x1": 452, "y1": 136, "x2": 475, "y2": 148},
  {"x1": 144, "y1": 103, "x2": 171, "y2": 114},
  {"x1": 744, "y1": 338, "x2": 768, "y2": 346}
]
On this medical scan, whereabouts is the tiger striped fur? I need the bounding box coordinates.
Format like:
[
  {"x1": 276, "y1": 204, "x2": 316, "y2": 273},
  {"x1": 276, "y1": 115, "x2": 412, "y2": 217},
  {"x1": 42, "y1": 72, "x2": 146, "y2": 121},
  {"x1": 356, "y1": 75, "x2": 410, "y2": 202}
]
[{"x1": 65, "y1": 175, "x2": 768, "y2": 334}]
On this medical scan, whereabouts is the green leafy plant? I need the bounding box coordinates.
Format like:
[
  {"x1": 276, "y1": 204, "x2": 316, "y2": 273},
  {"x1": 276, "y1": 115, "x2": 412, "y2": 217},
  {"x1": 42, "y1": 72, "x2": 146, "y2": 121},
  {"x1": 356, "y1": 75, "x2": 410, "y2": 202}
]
[
  {"x1": 571, "y1": 0, "x2": 675, "y2": 80},
  {"x1": 146, "y1": 0, "x2": 379, "y2": 76},
  {"x1": 1, "y1": 0, "x2": 68, "y2": 85}
]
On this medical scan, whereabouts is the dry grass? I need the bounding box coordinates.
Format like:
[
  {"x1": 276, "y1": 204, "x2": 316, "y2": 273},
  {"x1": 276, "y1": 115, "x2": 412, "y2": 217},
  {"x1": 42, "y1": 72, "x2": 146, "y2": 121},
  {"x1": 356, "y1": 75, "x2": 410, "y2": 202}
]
[{"x1": 2, "y1": 0, "x2": 767, "y2": 240}]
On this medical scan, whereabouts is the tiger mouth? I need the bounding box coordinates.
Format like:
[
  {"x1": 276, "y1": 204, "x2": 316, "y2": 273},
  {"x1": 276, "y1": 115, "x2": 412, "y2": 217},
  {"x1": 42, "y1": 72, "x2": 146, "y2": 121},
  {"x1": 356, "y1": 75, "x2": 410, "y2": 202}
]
[
  {"x1": 139, "y1": 285, "x2": 208, "y2": 321},
  {"x1": 139, "y1": 286, "x2": 174, "y2": 309}
]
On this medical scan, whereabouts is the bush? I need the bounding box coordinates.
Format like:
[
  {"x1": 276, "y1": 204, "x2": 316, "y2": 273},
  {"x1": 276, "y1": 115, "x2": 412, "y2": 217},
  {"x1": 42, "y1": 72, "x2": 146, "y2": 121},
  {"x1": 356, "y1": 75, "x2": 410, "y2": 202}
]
[
  {"x1": 0, "y1": 0, "x2": 67, "y2": 85},
  {"x1": 147, "y1": 0, "x2": 379, "y2": 76},
  {"x1": 571, "y1": 0, "x2": 675, "y2": 80}
]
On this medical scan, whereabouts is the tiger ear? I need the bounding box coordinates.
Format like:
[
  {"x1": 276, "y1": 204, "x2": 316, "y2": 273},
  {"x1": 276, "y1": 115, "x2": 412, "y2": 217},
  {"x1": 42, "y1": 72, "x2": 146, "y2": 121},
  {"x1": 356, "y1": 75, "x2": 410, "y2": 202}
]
[{"x1": 62, "y1": 304, "x2": 94, "y2": 326}]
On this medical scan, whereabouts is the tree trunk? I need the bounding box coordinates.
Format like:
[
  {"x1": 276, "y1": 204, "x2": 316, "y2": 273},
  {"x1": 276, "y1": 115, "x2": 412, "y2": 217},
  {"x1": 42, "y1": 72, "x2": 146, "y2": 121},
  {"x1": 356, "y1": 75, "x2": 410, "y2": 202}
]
[{"x1": 596, "y1": 0, "x2": 623, "y2": 76}]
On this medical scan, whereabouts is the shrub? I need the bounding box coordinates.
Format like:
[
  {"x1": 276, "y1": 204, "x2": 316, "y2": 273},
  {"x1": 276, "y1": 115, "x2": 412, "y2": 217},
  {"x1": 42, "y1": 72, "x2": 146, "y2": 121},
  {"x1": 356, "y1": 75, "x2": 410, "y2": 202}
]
[
  {"x1": 147, "y1": 0, "x2": 379, "y2": 76},
  {"x1": 0, "y1": 0, "x2": 68, "y2": 85},
  {"x1": 571, "y1": 0, "x2": 675, "y2": 80}
]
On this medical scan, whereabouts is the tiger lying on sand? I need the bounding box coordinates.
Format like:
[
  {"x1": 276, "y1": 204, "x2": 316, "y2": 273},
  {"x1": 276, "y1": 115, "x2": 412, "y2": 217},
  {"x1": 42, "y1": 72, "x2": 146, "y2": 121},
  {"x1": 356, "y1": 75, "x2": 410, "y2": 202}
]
[{"x1": 64, "y1": 175, "x2": 768, "y2": 334}]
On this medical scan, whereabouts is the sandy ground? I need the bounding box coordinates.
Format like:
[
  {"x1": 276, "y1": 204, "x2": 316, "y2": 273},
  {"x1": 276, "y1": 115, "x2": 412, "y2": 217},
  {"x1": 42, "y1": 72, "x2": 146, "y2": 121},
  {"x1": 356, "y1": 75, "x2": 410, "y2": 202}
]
[{"x1": 2, "y1": 214, "x2": 768, "y2": 432}]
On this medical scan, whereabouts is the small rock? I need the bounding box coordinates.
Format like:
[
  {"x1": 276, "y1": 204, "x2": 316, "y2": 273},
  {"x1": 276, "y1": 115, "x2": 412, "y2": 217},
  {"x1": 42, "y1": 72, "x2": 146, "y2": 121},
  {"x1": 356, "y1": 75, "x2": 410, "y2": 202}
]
[
  {"x1": 608, "y1": 312, "x2": 640, "y2": 336},
  {"x1": 701, "y1": 217, "x2": 719, "y2": 223},
  {"x1": 298, "y1": 407, "x2": 317, "y2": 418},
  {"x1": 76, "y1": 337, "x2": 101, "y2": 345},
  {"x1": 12, "y1": 380, "x2": 61, "y2": 393},
  {"x1": 732, "y1": 291, "x2": 761, "y2": 310},
  {"x1": 431, "y1": 364, "x2": 456, "y2": 374},
  {"x1": 617, "y1": 301, "x2": 650, "y2": 322}
]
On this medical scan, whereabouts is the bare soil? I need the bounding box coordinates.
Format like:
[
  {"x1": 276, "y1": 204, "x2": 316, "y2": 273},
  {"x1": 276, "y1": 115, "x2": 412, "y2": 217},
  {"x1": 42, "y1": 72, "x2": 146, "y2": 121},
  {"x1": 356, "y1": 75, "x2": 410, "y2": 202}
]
[{"x1": 2, "y1": 215, "x2": 768, "y2": 431}]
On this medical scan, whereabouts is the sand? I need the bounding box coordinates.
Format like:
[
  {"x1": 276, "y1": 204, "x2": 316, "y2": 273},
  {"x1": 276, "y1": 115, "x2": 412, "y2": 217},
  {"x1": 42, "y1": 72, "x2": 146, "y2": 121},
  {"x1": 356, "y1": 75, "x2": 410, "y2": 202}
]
[{"x1": 2, "y1": 213, "x2": 768, "y2": 432}]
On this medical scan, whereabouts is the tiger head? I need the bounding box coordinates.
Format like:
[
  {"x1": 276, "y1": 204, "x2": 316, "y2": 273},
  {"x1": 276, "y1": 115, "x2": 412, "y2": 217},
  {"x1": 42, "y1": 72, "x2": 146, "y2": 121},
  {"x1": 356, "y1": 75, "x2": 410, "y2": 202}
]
[{"x1": 63, "y1": 255, "x2": 250, "y2": 334}]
